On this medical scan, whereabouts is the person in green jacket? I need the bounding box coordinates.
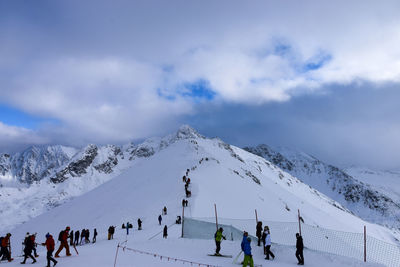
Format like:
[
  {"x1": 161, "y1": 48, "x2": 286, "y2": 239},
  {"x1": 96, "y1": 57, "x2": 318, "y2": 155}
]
[{"x1": 214, "y1": 227, "x2": 226, "y2": 255}]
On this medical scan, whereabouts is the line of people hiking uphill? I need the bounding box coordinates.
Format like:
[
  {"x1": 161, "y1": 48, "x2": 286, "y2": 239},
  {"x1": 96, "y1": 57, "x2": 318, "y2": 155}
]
[{"x1": 213, "y1": 221, "x2": 304, "y2": 266}]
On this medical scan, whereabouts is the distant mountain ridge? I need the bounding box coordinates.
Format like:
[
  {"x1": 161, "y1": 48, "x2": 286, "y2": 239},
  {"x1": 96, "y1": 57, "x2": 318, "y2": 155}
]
[{"x1": 243, "y1": 144, "x2": 400, "y2": 229}]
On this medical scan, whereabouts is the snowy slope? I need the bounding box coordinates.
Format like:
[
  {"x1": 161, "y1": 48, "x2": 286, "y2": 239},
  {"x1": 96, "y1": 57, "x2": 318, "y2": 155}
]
[
  {"x1": 244, "y1": 145, "x2": 400, "y2": 230},
  {"x1": 345, "y1": 167, "x2": 400, "y2": 203}
]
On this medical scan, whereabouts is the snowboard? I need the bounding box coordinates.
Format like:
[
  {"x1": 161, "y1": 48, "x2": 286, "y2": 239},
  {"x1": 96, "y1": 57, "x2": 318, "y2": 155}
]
[{"x1": 207, "y1": 254, "x2": 232, "y2": 258}]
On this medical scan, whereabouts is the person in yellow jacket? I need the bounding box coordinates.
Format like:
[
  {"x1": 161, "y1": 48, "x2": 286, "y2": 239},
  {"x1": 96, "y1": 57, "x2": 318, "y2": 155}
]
[{"x1": 214, "y1": 227, "x2": 226, "y2": 256}]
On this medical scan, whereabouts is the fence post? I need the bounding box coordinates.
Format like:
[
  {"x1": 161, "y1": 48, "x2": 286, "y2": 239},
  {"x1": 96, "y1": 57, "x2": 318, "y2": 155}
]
[
  {"x1": 364, "y1": 225, "x2": 366, "y2": 262},
  {"x1": 214, "y1": 203, "x2": 219, "y2": 231},
  {"x1": 255, "y1": 209, "x2": 258, "y2": 223},
  {"x1": 298, "y1": 209, "x2": 302, "y2": 236},
  {"x1": 181, "y1": 205, "x2": 185, "y2": 238}
]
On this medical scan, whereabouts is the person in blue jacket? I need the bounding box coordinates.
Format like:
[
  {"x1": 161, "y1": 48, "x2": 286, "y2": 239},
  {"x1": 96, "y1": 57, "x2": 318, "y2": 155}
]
[{"x1": 242, "y1": 236, "x2": 254, "y2": 267}]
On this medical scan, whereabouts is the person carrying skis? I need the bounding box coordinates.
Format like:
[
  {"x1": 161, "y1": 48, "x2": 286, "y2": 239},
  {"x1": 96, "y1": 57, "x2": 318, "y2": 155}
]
[
  {"x1": 242, "y1": 236, "x2": 254, "y2": 267},
  {"x1": 264, "y1": 227, "x2": 275, "y2": 260},
  {"x1": 256, "y1": 221, "x2": 262, "y2": 246},
  {"x1": 295, "y1": 233, "x2": 304, "y2": 265},
  {"x1": 0, "y1": 233, "x2": 13, "y2": 262},
  {"x1": 158, "y1": 215, "x2": 162, "y2": 225},
  {"x1": 74, "y1": 230, "x2": 80, "y2": 246},
  {"x1": 214, "y1": 227, "x2": 226, "y2": 256},
  {"x1": 137, "y1": 218, "x2": 142, "y2": 230},
  {"x1": 163, "y1": 225, "x2": 168, "y2": 239},
  {"x1": 42, "y1": 233, "x2": 57, "y2": 267},
  {"x1": 93, "y1": 229, "x2": 97, "y2": 243},
  {"x1": 55, "y1": 226, "x2": 71, "y2": 258},
  {"x1": 21, "y1": 234, "x2": 36, "y2": 264}
]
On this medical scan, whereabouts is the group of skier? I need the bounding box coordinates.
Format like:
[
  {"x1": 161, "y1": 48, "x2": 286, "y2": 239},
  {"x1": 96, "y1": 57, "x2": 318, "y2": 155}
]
[{"x1": 213, "y1": 221, "x2": 305, "y2": 266}]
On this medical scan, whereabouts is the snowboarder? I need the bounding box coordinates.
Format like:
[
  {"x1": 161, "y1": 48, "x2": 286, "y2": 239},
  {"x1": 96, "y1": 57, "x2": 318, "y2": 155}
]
[
  {"x1": 295, "y1": 233, "x2": 304, "y2": 265},
  {"x1": 264, "y1": 227, "x2": 275, "y2": 260},
  {"x1": 0, "y1": 233, "x2": 13, "y2": 262},
  {"x1": 41, "y1": 233, "x2": 57, "y2": 267},
  {"x1": 69, "y1": 230, "x2": 74, "y2": 246},
  {"x1": 137, "y1": 218, "x2": 142, "y2": 230},
  {"x1": 55, "y1": 226, "x2": 71, "y2": 258},
  {"x1": 163, "y1": 225, "x2": 168, "y2": 238},
  {"x1": 21, "y1": 234, "x2": 36, "y2": 264},
  {"x1": 74, "y1": 230, "x2": 80, "y2": 246},
  {"x1": 93, "y1": 229, "x2": 97, "y2": 243},
  {"x1": 158, "y1": 215, "x2": 162, "y2": 225},
  {"x1": 214, "y1": 227, "x2": 226, "y2": 255},
  {"x1": 256, "y1": 221, "x2": 262, "y2": 246},
  {"x1": 163, "y1": 206, "x2": 167, "y2": 215},
  {"x1": 242, "y1": 236, "x2": 254, "y2": 267}
]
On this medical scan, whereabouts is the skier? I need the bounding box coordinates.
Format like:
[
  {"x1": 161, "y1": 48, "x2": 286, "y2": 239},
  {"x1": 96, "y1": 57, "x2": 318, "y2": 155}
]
[
  {"x1": 0, "y1": 233, "x2": 13, "y2": 262},
  {"x1": 262, "y1": 226, "x2": 268, "y2": 255},
  {"x1": 163, "y1": 206, "x2": 167, "y2": 215},
  {"x1": 137, "y1": 218, "x2": 142, "y2": 230},
  {"x1": 55, "y1": 226, "x2": 71, "y2": 258},
  {"x1": 21, "y1": 234, "x2": 36, "y2": 264},
  {"x1": 126, "y1": 222, "x2": 130, "y2": 235},
  {"x1": 295, "y1": 233, "x2": 304, "y2": 265},
  {"x1": 31, "y1": 233, "x2": 39, "y2": 258},
  {"x1": 214, "y1": 227, "x2": 226, "y2": 256},
  {"x1": 85, "y1": 229, "x2": 90, "y2": 243},
  {"x1": 80, "y1": 229, "x2": 85, "y2": 245},
  {"x1": 108, "y1": 226, "x2": 115, "y2": 240},
  {"x1": 74, "y1": 230, "x2": 80, "y2": 246},
  {"x1": 176, "y1": 216, "x2": 181, "y2": 224},
  {"x1": 242, "y1": 236, "x2": 254, "y2": 267},
  {"x1": 264, "y1": 227, "x2": 275, "y2": 260},
  {"x1": 182, "y1": 199, "x2": 185, "y2": 207},
  {"x1": 256, "y1": 221, "x2": 262, "y2": 246},
  {"x1": 158, "y1": 215, "x2": 162, "y2": 225},
  {"x1": 93, "y1": 229, "x2": 97, "y2": 243},
  {"x1": 69, "y1": 230, "x2": 74, "y2": 246},
  {"x1": 163, "y1": 225, "x2": 168, "y2": 239},
  {"x1": 41, "y1": 233, "x2": 57, "y2": 267}
]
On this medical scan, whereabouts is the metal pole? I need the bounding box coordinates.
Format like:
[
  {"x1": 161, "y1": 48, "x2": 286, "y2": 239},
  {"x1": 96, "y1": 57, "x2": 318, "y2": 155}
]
[
  {"x1": 364, "y1": 225, "x2": 366, "y2": 262},
  {"x1": 181, "y1": 205, "x2": 185, "y2": 238},
  {"x1": 298, "y1": 209, "x2": 302, "y2": 236},
  {"x1": 214, "y1": 204, "x2": 219, "y2": 231},
  {"x1": 255, "y1": 209, "x2": 258, "y2": 223},
  {"x1": 113, "y1": 243, "x2": 120, "y2": 267}
]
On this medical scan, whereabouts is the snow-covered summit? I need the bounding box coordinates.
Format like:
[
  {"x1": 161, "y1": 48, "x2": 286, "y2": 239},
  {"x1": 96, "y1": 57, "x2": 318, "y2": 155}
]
[{"x1": 244, "y1": 144, "x2": 400, "y2": 230}]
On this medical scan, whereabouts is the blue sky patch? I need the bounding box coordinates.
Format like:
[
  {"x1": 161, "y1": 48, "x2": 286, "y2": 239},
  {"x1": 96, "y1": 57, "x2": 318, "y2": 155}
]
[
  {"x1": 0, "y1": 104, "x2": 58, "y2": 129},
  {"x1": 181, "y1": 79, "x2": 216, "y2": 101},
  {"x1": 303, "y1": 52, "x2": 332, "y2": 72}
]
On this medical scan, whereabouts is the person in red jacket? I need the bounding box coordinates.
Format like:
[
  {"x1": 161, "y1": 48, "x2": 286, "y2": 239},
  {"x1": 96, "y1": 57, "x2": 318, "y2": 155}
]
[
  {"x1": 42, "y1": 233, "x2": 58, "y2": 267},
  {"x1": 0, "y1": 233, "x2": 13, "y2": 262},
  {"x1": 55, "y1": 226, "x2": 71, "y2": 258}
]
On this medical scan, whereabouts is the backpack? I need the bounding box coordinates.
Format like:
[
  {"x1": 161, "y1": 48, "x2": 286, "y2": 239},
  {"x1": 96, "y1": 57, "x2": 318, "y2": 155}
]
[{"x1": 58, "y1": 231, "x2": 64, "y2": 242}]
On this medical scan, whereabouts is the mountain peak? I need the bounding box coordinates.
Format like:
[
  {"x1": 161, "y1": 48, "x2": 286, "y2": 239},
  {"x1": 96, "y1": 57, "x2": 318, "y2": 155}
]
[{"x1": 175, "y1": 125, "x2": 203, "y2": 139}]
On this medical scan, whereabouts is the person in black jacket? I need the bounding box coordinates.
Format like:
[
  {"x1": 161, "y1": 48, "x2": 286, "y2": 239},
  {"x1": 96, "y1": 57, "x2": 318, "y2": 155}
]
[
  {"x1": 137, "y1": 218, "x2": 142, "y2": 230},
  {"x1": 21, "y1": 235, "x2": 36, "y2": 264},
  {"x1": 295, "y1": 233, "x2": 304, "y2": 265},
  {"x1": 74, "y1": 230, "x2": 80, "y2": 246},
  {"x1": 256, "y1": 221, "x2": 263, "y2": 246},
  {"x1": 163, "y1": 225, "x2": 168, "y2": 239},
  {"x1": 93, "y1": 229, "x2": 97, "y2": 243},
  {"x1": 69, "y1": 230, "x2": 74, "y2": 246}
]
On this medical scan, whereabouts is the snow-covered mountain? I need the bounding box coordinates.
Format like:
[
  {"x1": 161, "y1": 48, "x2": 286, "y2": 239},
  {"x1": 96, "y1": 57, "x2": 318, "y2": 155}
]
[
  {"x1": 243, "y1": 144, "x2": 400, "y2": 230},
  {"x1": 1, "y1": 126, "x2": 399, "y2": 243},
  {"x1": 2, "y1": 125, "x2": 397, "y2": 267}
]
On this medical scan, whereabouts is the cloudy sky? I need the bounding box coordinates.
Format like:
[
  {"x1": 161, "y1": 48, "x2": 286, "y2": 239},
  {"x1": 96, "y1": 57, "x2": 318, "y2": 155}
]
[{"x1": 1, "y1": 0, "x2": 400, "y2": 169}]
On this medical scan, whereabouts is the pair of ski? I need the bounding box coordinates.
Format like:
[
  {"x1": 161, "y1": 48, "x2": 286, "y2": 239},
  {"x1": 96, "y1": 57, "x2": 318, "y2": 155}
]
[{"x1": 207, "y1": 251, "x2": 262, "y2": 267}]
